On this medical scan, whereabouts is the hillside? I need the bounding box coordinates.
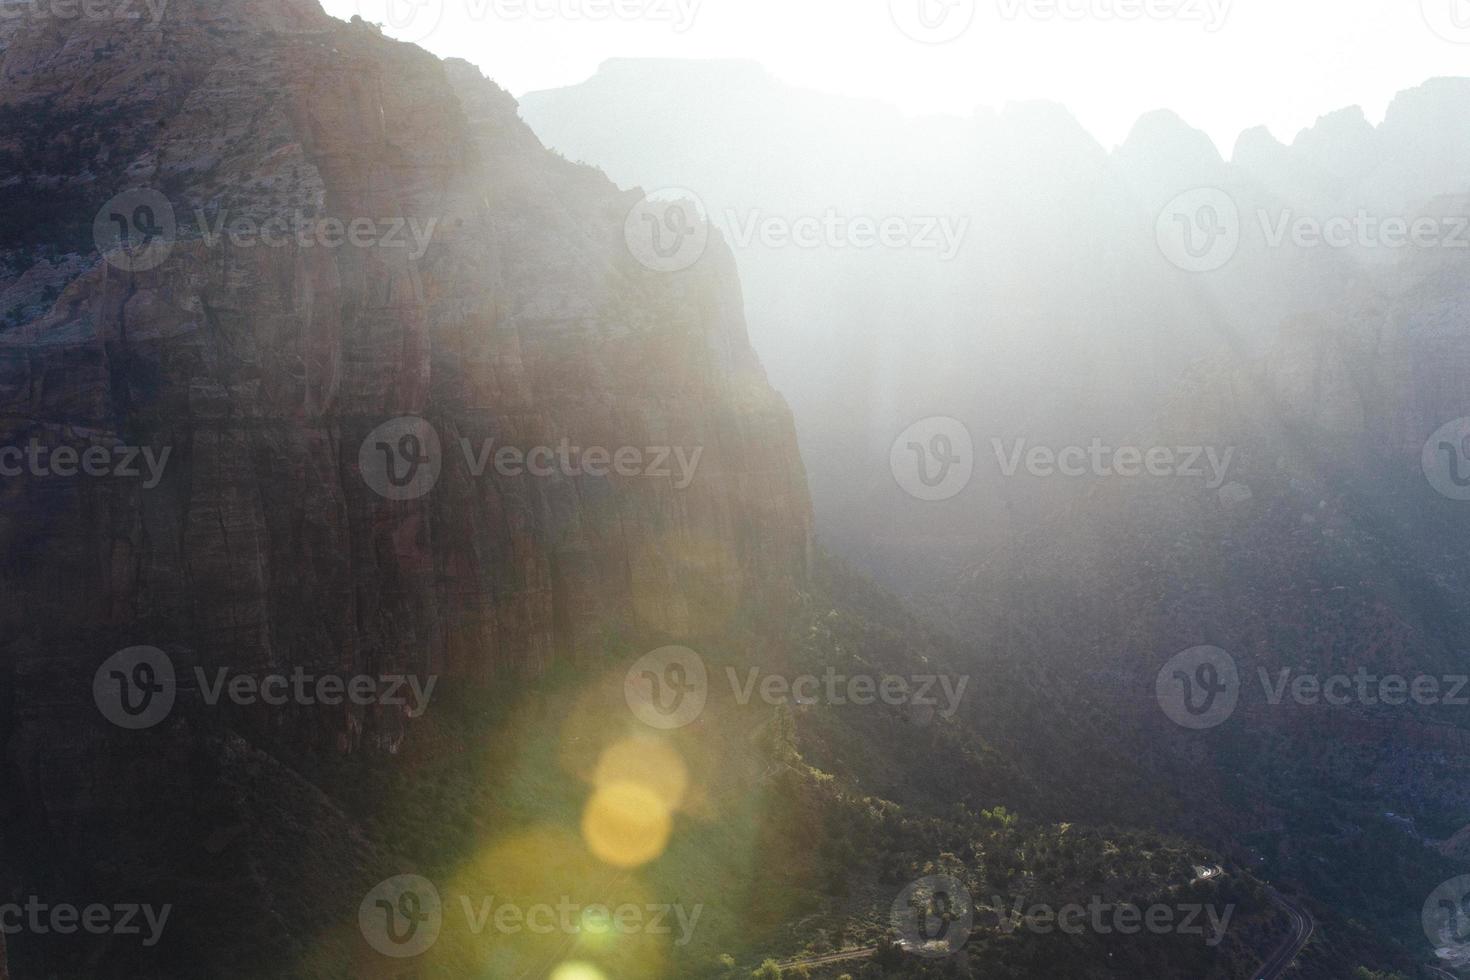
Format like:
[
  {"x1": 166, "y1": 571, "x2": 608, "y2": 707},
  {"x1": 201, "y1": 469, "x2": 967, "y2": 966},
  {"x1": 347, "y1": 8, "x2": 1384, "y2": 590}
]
[{"x1": 0, "y1": 7, "x2": 1446, "y2": 980}]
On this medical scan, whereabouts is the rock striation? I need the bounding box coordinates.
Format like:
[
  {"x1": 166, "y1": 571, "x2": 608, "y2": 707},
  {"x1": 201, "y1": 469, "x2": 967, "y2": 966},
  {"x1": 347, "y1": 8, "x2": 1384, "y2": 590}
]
[{"x1": 0, "y1": 5, "x2": 812, "y2": 961}]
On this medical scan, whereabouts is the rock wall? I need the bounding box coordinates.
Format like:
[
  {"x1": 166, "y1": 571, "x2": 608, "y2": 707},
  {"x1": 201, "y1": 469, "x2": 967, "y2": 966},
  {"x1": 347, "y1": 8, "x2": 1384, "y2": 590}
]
[{"x1": 0, "y1": 0, "x2": 811, "y2": 756}]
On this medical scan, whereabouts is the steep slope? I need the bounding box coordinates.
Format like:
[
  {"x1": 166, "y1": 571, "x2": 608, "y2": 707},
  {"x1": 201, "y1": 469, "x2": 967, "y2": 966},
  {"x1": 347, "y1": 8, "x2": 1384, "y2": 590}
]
[
  {"x1": 519, "y1": 61, "x2": 1470, "y2": 977},
  {"x1": 902, "y1": 264, "x2": 1470, "y2": 977},
  {"x1": 519, "y1": 65, "x2": 1470, "y2": 573},
  {"x1": 0, "y1": 12, "x2": 1368, "y2": 980},
  {"x1": 0, "y1": 3, "x2": 814, "y2": 974},
  {"x1": 0, "y1": 1, "x2": 812, "y2": 719}
]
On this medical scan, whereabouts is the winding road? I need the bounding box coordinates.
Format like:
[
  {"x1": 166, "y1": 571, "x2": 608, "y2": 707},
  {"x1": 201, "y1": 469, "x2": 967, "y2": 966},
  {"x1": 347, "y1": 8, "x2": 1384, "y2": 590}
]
[
  {"x1": 1253, "y1": 888, "x2": 1314, "y2": 980},
  {"x1": 777, "y1": 870, "x2": 1317, "y2": 979},
  {"x1": 777, "y1": 946, "x2": 878, "y2": 971}
]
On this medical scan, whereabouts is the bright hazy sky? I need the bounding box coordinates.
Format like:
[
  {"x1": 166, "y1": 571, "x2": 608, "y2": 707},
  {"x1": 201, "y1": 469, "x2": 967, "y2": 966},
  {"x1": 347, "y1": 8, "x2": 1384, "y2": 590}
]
[{"x1": 325, "y1": 0, "x2": 1470, "y2": 152}]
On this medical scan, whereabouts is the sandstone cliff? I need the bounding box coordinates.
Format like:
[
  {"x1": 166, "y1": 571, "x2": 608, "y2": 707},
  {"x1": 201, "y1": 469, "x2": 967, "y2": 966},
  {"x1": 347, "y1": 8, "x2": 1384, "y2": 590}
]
[
  {"x1": 0, "y1": 3, "x2": 811, "y2": 971},
  {"x1": 0, "y1": 0, "x2": 810, "y2": 726}
]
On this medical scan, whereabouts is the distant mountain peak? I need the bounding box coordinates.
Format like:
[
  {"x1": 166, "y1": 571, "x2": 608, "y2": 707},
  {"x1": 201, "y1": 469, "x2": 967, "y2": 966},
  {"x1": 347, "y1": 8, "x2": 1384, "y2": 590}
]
[
  {"x1": 1116, "y1": 109, "x2": 1225, "y2": 170},
  {"x1": 1291, "y1": 104, "x2": 1374, "y2": 148},
  {"x1": 594, "y1": 57, "x2": 773, "y2": 82},
  {"x1": 1232, "y1": 124, "x2": 1288, "y2": 168}
]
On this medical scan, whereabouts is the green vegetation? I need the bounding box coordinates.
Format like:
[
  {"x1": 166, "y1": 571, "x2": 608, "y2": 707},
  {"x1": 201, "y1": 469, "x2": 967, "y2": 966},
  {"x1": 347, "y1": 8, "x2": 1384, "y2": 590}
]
[{"x1": 243, "y1": 551, "x2": 1282, "y2": 978}]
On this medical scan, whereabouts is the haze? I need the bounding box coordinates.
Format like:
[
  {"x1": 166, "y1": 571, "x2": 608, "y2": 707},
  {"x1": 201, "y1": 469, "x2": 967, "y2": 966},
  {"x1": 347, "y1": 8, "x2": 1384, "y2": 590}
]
[{"x1": 328, "y1": 0, "x2": 1469, "y2": 151}]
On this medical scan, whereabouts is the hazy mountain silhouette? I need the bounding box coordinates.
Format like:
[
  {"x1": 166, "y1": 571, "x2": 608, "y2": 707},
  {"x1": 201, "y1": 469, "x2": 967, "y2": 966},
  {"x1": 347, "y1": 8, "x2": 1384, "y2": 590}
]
[{"x1": 522, "y1": 64, "x2": 1470, "y2": 573}]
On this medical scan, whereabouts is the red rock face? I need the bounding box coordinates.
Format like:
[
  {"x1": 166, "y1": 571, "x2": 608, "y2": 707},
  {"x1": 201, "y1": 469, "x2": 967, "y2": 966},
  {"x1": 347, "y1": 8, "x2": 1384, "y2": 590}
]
[{"x1": 0, "y1": 0, "x2": 812, "y2": 760}]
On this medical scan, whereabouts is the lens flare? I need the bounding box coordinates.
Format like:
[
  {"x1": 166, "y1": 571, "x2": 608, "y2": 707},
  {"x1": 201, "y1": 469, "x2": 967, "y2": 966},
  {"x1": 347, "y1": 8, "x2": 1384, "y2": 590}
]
[
  {"x1": 582, "y1": 780, "x2": 673, "y2": 868},
  {"x1": 593, "y1": 736, "x2": 689, "y2": 810}
]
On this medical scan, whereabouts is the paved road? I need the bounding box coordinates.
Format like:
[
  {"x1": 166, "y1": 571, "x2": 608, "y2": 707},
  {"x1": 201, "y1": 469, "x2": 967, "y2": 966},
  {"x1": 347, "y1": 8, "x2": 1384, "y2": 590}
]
[
  {"x1": 778, "y1": 869, "x2": 1314, "y2": 980},
  {"x1": 1254, "y1": 889, "x2": 1314, "y2": 980},
  {"x1": 778, "y1": 946, "x2": 877, "y2": 971}
]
